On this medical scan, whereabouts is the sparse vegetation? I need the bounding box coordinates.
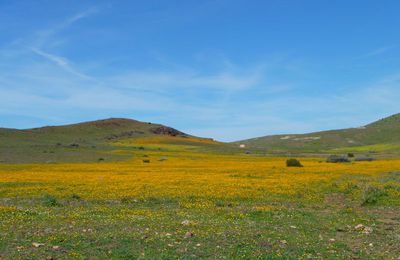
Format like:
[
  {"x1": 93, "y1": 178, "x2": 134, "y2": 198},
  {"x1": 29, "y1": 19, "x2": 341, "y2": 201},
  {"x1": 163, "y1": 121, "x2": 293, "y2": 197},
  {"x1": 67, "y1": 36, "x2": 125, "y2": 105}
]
[
  {"x1": 42, "y1": 194, "x2": 60, "y2": 207},
  {"x1": 361, "y1": 186, "x2": 387, "y2": 205}
]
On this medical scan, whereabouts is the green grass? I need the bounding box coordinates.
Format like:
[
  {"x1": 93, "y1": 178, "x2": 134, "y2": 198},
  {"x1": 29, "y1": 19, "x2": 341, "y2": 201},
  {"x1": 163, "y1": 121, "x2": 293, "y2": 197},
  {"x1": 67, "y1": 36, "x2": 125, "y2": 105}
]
[
  {"x1": 1, "y1": 188, "x2": 398, "y2": 258},
  {"x1": 235, "y1": 113, "x2": 400, "y2": 154},
  {"x1": 328, "y1": 143, "x2": 400, "y2": 153},
  {"x1": 0, "y1": 118, "x2": 229, "y2": 164}
]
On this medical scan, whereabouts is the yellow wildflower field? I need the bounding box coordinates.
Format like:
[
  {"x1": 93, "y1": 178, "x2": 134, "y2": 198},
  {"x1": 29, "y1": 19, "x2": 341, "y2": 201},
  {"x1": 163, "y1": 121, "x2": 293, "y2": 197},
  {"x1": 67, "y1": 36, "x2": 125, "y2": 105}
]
[
  {"x1": 0, "y1": 152, "x2": 398, "y2": 201},
  {"x1": 0, "y1": 145, "x2": 399, "y2": 259}
]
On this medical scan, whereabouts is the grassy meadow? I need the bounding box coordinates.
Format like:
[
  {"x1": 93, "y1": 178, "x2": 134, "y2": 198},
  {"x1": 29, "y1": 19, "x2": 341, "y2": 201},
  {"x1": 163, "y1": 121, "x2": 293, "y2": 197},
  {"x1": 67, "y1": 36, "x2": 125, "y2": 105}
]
[{"x1": 0, "y1": 137, "x2": 399, "y2": 259}]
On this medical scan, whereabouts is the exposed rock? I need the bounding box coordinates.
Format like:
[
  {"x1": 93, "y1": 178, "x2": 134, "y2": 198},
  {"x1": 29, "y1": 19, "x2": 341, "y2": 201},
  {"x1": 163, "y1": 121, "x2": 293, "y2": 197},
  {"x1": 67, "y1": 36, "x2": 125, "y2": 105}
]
[
  {"x1": 354, "y1": 156, "x2": 375, "y2": 162},
  {"x1": 181, "y1": 220, "x2": 190, "y2": 226},
  {"x1": 185, "y1": 231, "x2": 194, "y2": 238},
  {"x1": 150, "y1": 126, "x2": 186, "y2": 136},
  {"x1": 363, "y1": 226, "x2": 373, "y2": 234},
  {"x1": 354, "y1": 224, "x2": 365, "y2": 230},
  {"x1": 326, "y1": 155, "x2": 350, "y2": 163},
  {"x1": 32, "y1": 242, "x2": 44, "y2": 248},
  {"x1": 105, "y1": 130, "x2": 145, "y2": 140}
]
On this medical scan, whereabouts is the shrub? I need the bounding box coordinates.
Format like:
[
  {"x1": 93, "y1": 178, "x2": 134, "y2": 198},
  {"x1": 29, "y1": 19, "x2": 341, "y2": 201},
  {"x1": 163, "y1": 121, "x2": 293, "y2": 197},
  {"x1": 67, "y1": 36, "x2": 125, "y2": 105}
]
[
  {"x1": 347, "y1": 153, "x2": 355, "y2": 158},
  {"x1": 286, "y1": 158, "x2": 303, "y2": 167},
  {"x1": 361, "y1": 186, "x2": 387, "y2": 206},
  {"x1": 42, "y1": 194, "x2": 60, "y2": 206},
  {"x1": 143, "y1": 159, "x2": 150, "y2": 163},
  {"x1": 71, "y1": 194, "x2": 81, "y2": 200}
]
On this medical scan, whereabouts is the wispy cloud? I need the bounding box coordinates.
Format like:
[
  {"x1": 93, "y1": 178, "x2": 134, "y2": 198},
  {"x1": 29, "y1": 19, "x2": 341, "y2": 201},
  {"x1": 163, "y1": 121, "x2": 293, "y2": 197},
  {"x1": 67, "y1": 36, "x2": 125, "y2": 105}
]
[
  {"x1": 358, "y1": 45, "x2": 395, "y2": 59},
  {"x1": 30, "y1": 48, "x2": 93, "y2": 80},
  {"x1": 108, "y1": 67, "x2": 265, "y2": 92},
  {"x1": 33, "y1": 7, "x2": 99, "y2": 48}
]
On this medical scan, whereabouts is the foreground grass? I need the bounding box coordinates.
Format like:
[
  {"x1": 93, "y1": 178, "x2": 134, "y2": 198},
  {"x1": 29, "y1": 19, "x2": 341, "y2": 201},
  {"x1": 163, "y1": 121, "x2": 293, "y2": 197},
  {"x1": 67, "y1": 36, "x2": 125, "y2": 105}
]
[{"x1": 0, "y1": 145, "x2": 399, "y2": 259}]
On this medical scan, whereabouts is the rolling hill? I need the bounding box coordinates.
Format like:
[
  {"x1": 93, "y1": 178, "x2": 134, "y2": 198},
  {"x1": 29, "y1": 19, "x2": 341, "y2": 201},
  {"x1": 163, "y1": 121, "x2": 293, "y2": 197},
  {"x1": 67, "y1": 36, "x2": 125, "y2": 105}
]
[
  {"x1": 0, "y1": 118, "x2": 215, "y2": 163},
  {"x1": 235, "y1": 113, "x2": 400, "y2": 154},
  {"x1": 2, "y1": 113, "x2": 400, "y2": 163}
]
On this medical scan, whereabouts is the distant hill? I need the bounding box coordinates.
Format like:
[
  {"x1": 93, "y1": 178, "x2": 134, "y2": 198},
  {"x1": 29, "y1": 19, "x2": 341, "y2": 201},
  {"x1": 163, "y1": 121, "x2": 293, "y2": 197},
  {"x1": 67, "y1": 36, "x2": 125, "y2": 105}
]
[
  {"x1": 2, "y1": 114, "x2": 400, "y2": 163},
  {"x1": 0, "y1": 118, "x2": 187, "y2": 146},
  {"x1": 234, "y1": 113, "x2": 400, "y2": 154},
  {"x1": 0, "y1": 118, "x2": 210, "y2": 163}
]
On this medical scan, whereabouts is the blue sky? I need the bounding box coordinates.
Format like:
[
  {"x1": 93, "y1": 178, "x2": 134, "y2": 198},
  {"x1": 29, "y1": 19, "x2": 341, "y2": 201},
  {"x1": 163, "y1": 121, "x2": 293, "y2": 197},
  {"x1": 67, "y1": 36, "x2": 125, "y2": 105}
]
[{"x1": 1, "y1": 0, "x2": 400, "y2": 141}]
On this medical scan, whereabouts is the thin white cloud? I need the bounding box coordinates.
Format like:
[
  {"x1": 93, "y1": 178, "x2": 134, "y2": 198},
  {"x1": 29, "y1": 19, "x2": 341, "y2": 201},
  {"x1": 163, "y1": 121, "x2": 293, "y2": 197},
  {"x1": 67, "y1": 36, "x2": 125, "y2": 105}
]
[
  {"x1": 31, "y1": 48, "x2": 68, "y2": 67},
  {"x1": 65, "y1": 7, "x2": 98, "y2": 25},
  {"x1": 33, "y1": 7, "x2": 99, "y2": 48},
  {"x1": 358, "y1": 45, "x2": 395, "y2": 59},
  {"x1": 31, "y1": 48, "x2": 94, "y2": 80},
  {"x1": 108, "y1": 66, "x2": 265, "y2": 92}
]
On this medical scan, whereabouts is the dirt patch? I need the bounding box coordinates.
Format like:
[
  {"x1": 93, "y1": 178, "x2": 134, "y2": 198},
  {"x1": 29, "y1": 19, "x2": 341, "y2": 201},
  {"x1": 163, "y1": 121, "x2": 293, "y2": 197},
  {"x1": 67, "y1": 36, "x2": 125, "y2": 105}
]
[{"x1": 324, "y1": 193, "x2": 346, "y2": 206}]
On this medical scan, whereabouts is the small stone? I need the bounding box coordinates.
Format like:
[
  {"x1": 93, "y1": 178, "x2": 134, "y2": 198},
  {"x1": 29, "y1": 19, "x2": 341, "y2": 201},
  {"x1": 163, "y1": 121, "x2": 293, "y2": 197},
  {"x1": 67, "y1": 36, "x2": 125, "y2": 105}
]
[
  {"x1": 181, "y1": 220, "x2": 190, "y2": 226},
  {"x1": 185, "y1": 232, "x2": 194, "y2": 238},
  {"x1": 279, "y1": 240, "x2": 287, "y2": 244},
  {"x1": 363, "y1": 226, "x2": 373, "y2": 234},
  {"x1": 32, "y1": 242, "x2": 44, "y2": 248},
  {"x1": 355, "y1": 224, "x2": 365, "y2": 230},
  {"x1": 329, "y1": 238, "x2": 336, "y2": 243},
  {"x1": 165, "y1": 233, "x2": 172, "y2": 237},
  {"x1": 52, "y1": 246, "x2": 60, "y2": 251},
  {"x1": 290, "y1": 225, "x2": 297, "y2": 229},
  {"x1": 196, "y1": 243, "x2": 201, "y2": 247},
  {"x1": 369, "y1": 243, "x2": 374, "y2": 247}
]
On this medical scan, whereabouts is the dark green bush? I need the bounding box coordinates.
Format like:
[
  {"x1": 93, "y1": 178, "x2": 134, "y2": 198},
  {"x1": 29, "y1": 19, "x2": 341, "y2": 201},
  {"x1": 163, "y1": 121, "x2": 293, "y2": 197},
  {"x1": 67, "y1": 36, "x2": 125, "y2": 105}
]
[
  {"x1": 42, "y1": 194, "x2": 61, "y2": 206},
  {"x1": 286, "y1": 158, "x2": 303, "y2": 167},
  {"x1": 71, "y1": 194, "x2": 81, "y2": 200}
]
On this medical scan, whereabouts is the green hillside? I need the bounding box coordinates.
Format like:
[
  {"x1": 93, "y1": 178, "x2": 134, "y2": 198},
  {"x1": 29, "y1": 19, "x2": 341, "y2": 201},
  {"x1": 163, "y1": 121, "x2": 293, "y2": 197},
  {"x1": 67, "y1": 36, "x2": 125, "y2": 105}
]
[
  {"x1": 0, "y1": 118, "x2": 208, "y2": 163},
  {"x1": 2, "y1": 113, "x2": 400, "y2": 163},
  {"x1": 234, "y1": 113, "x2": 400, "y2": 154}
]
